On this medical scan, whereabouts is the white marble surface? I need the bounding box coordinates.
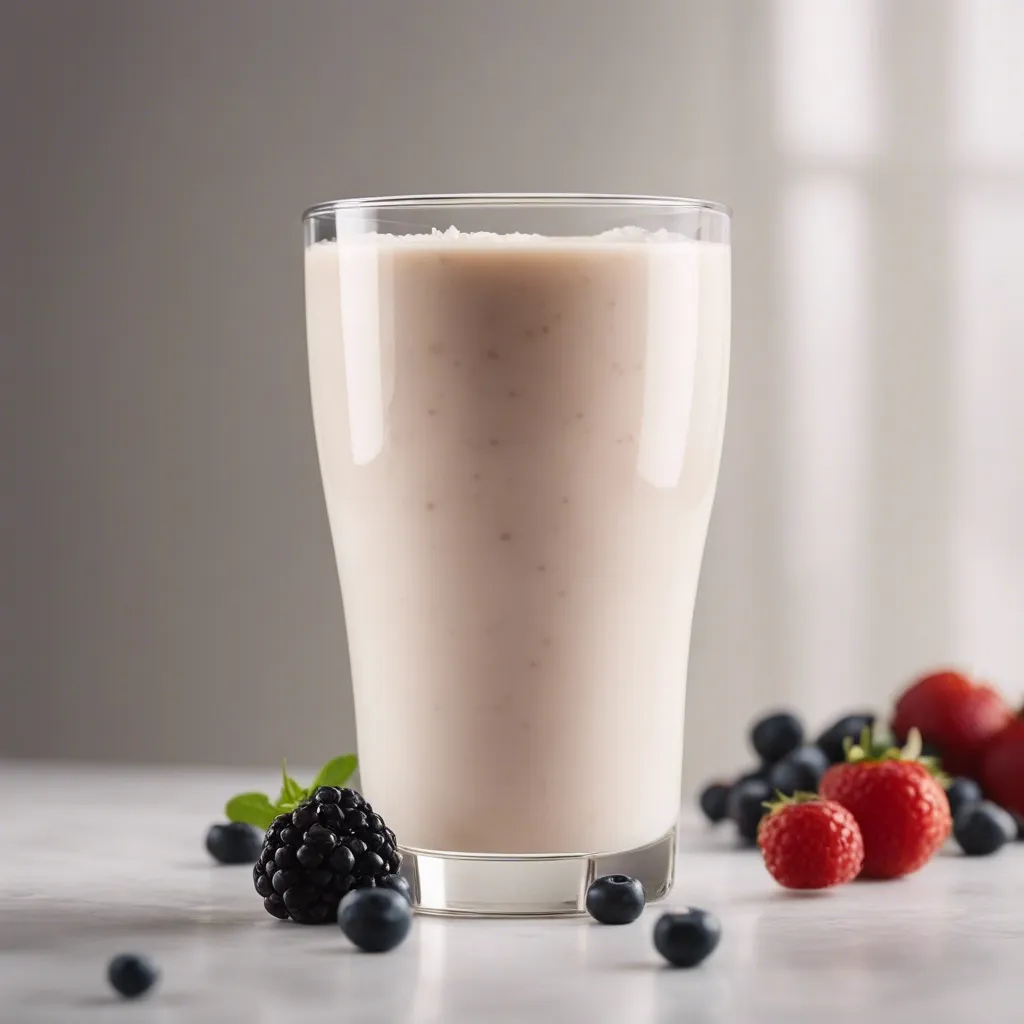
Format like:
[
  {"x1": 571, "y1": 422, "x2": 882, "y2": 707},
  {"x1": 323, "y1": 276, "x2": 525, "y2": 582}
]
[{"x1": 3, "y1": 762, "x2": 1024, "y2": 1023}]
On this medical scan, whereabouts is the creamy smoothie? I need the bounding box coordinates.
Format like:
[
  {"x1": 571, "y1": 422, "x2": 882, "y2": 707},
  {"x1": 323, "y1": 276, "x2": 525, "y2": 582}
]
[{"x1": 304, "y1": 230, "x2": 730, "y2": 856}]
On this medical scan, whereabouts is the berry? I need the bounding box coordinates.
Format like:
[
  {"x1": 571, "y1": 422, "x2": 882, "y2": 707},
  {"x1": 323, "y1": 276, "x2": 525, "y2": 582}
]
[
  {"x1": 728, "y1": 778, "x2": 772, "y2": 844},
  {"x1": 653, "y1": 908, "x2": 721, "y2": 968},
  {"x1": 819, "y1": 732, "x2": 951, "y2": 879},
  {"x1": 816, "y1": 712, "x2": 876, "y2": 764},
  {"x1": 767, "y1": 745, "x2": 829, "y2": 796},
  {"x1": 735, "y1": 765, "x2": 771, "y2": 787},
  {"x1": 892, "y1": 670, "x2": 1011, "y2": 776},
  {"x1": 206, "y1": 822, "x2": 262, "y2": 864},
  {"x1": 757, "y1": 796, "x2": 864, "y2": 889},
  {"x1": 338, "y1": 887, "x2": 413, "y2": 952},
  {"x1": 751, "y1": 711, "x2": 804, "y2": 764},
  {"x1": 944, "y1": 777, "x2": 983, "y2": 820},
  {"x1": 107, "y1": 954, "x2": 159, "y2": 999},
  {"x1": 380, "y1": 874, "x2": 413, "y2": 904},
  {"x1": 585, "y1": 874, "x2": 646, "y2": 925},
  {"x1": 979, "y1": 715, "x2": 1024, "y2": 819},
  {"x1": 954, "y1": 801, "x2": 1015, "y2": 856},
  {"x1": 252, "y1": 787, "x2": 400, "y2": 924},
  {"x1": 698, "y1": 783, "x2": 731, "y2": 824}
]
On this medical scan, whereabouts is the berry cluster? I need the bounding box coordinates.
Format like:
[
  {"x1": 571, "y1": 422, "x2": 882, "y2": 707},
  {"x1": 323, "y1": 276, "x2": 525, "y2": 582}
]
[{"x1": 701, "y1": 668, "x2": 1023, "y2": 890}]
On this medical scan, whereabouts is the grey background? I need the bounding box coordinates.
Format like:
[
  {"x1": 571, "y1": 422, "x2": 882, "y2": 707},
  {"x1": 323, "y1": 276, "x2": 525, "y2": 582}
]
[{"x1": 3, "y1": 0, "x2": 1023, "y2": 790}]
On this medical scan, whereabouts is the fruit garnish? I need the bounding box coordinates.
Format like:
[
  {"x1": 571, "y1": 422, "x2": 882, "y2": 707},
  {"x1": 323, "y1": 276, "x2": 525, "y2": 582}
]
[
  {"x1": 225, "y1": 755, "x2": 357, "y2": 830},
  {"x1": 653, "y1": 908, "x2": 722, "y2": 968},
  {"x1": 756, "y1": 793, "x2": 864, "y2": 890},
  {"x1": 205, "y1": 822, "x2": 262, "y2": 864},
  {"x1": 891, "y1": 669, "x2": 1011, "y2": 776},
  {"x1": 585, "y1": 874, "x2": 646, "y2": 925},
  {"x1": 108, "y1": 954, "x2": 159, "y2": 1000},
  {"x1": 839, "y1": 726, "x2": 947, "y2": 784},
  {"x1": 338, "y1": 887, "x2": 413, "y2": 952},
  {"x1": 820, "y1": 728, "x2": 951, "y2": 880},
  {"x1": 979, "y1": 707, "x2": 1024, "y2": 818},
  {"x1": 253, "y1": 785, "x2": 401, "y2": 924},
  {"x1": 953, "y1": 801, "x2": 1015, "y2": 857},
  {"x1": 750, "y1": 711, "x2": 803, "y2": 764}
]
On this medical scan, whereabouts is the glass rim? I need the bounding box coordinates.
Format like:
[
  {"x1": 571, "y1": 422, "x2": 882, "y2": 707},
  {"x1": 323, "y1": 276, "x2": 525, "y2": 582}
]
[{"x1": 302, "y1": 192, "x2": 731, "y2": 221}]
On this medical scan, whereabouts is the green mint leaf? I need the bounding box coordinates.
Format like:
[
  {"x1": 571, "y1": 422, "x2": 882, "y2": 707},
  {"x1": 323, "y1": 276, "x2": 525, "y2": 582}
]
[
  {"x1": 225, "y1": 792, "x2": 276, "y2": 831},
  {"x1": 310, "y1": 754, "x2": 358, "y2": 792},
  {"x1": 278, "y1": 759, "x2": 306, "y2": 806}
]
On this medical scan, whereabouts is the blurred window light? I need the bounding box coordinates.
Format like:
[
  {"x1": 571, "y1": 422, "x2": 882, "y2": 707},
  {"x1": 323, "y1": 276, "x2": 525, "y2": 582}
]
[
  {"x1": 951, "y1": 190, "x2": 1024, "y2": 680},
  {"x1": 773, "y1": 0, "x2": 882, "y2": 161},
  {"x1": 782, "y1": 178, "x2": 870, "y2": 722},
  {"x1": 951, "y1": 0, "x2": 1024, "y2": 167}
]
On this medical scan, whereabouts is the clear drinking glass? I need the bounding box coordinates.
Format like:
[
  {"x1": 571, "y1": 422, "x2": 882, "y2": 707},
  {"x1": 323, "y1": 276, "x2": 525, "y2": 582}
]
[{"x1": 302, "y1": 195, "x2": 731, "y2": 915}]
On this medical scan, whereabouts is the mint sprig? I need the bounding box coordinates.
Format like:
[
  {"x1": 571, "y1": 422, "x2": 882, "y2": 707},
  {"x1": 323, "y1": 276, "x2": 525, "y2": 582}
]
[{"x1": 225, "y1": 754, "x2": 358, "y2": 831}]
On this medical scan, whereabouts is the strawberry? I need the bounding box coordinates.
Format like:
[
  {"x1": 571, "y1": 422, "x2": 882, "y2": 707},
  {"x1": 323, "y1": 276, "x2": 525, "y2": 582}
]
[
  {"x1": 819, "y1": 729, "x2": 951, "y2": 879},
  {"x1": 757, "y1": 794, "x2": 864, "y2": 890},
  {"x1": 891, "y1": 669, "x2": 1012, "y2": 776},
  {"x1": 979, "y1": 712, "x2": 1024, "y2": 818}
]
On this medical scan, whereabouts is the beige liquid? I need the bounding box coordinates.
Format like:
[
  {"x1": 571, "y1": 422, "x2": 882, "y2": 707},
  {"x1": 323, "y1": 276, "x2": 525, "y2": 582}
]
[{"x1": 304, "y1": 233, "x2": 730, "y2": 855}]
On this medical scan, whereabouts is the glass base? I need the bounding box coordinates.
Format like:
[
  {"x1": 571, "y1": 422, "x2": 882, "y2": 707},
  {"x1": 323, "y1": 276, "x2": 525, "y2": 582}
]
[{"x1": 398, "y1": 825, "x2": 677, "y2": 917}]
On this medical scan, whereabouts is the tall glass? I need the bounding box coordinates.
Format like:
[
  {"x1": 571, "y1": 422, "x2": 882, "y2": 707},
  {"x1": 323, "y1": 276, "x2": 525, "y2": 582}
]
[{"x1": 302, "y1": 195, "x2": 730, "y2": 915}]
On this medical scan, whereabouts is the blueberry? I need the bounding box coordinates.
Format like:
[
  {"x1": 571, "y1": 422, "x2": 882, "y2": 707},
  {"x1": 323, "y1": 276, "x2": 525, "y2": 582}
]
[
  {"x1": 380, "y1": 874, "x2": 413, "y2": 904},
  {"x1": 750, "y1": 711, "x2": 804, "y2": 764},
  {"x1": 698, "y1": 783, "x2": 731, "y2": 824},
  {"x1": 107, "y1": 953, "x2": 159, "y2": 999},
  {"x1": 728, "y1": 778, "x2": 772, "y2": 844},
  {"x1": 954, "y1": 801, "x2": 1015, "y2": 856},
  {"x1": 585, "y1": 874, "x2": 646, "y2": 925},
  {"x1": 205, "y1": 822, "x2": 262, "y2": 865},
  {"x1": 767, "y1": 745, "x2": 829, "y2": 797},
  {"x1": 653, "y1": 908, "x2": 722, "y2": 968},
  {"x1": 815, "y1": 712, "x2": 875, "y2": 764},
  {"x1": 945, "y1": 777, "x2": 983, "y2": 820},
  {"x1": 734, "y1": 765, "x2": 771, "y2": 787},
  {"x1": 338, "y1": 888, "x2": 413, "y2": 952}
]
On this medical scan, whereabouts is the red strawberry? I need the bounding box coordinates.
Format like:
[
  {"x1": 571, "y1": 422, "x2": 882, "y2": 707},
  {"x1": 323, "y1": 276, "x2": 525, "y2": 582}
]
[
  {"x1": 891, "y1": 669, "x2": 1011, "y2": 776},
  {"x1": 819, "y1": 730, "x2": 951, "y2": 879},
  {"x1": 757, "y1": 795, "x2": 864, "y2": 890},
  {"x1": 979, "y1": 712, "x2": 1024, "y2": 818}
]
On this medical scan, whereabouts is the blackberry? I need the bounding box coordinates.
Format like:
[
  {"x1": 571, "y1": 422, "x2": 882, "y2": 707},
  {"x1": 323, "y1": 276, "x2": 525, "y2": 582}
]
[{"x1": 252, "y1": 786, "x2": 401, "y2": 924}]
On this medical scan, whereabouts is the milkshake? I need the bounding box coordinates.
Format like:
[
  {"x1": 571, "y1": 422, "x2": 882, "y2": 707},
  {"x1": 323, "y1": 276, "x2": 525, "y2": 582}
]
[{"x1": 303, "y1": 197, "x2": 730, "y2": 913}]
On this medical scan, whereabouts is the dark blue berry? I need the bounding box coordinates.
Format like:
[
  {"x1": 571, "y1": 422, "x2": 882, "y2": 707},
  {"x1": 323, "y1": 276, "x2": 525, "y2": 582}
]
[
  {"x1": 767, "y1": 745, "x2": 829, "y2": 796},
  {"x1": 107, "y1": 954, "x2": 159, "y2": 999},
  {"x1": 751, "y1": 711, "x2": 804, "y2": 764},
  {"x1": 338, "y1": 888, "x2": 413, "y2": 952},
  {"x1": 734, "y1": 765, "x2": 771, "y2": 787},
  {"x1": 945, "y1": 777, "x2": 983, "y2": 820},
  {"x1": 205, "y1": 822, "x2": 262, "y2": 864},
  {"x1": 585, "y1": 874, "x2": 645, "y2": 925},
  {"x1": 954, "y1": 801, "x2": 1015, "y2": 856},
  {"x1": 728, "y1": 778, "x2": 772, "y2": 844},
  {"x1": 698, "y1": 783, "x2": 731, "y2": 824},
  {"x1": 815, "y1": 712, "x2": 875, "y2": 764},
  {"x1": 653, "y1": 908, "x2": 721, "y2": 967},
  {"x1": 381, "y1": 874, "x2": 413, "y2": 903}
]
